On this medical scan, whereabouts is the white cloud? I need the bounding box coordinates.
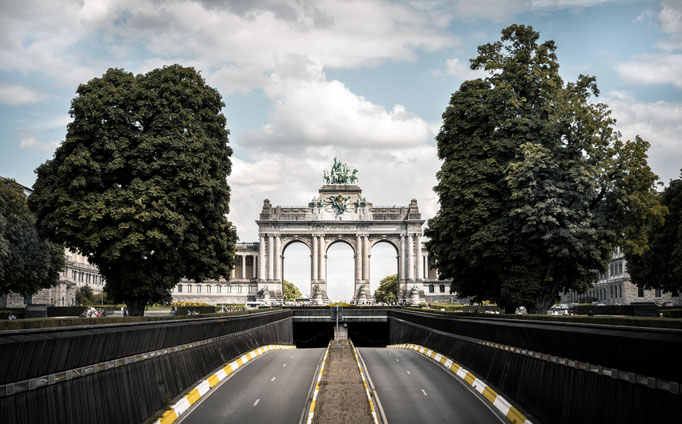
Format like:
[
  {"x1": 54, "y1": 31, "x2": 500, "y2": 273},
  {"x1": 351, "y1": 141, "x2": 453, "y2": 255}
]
[
  {"x1": 615, "y1": 54, "x2": 682, "y2": 88},
  {"x1": 240, "y1": 55, "x2": 433, "y2": 148},
  {"x1": 18, "y1": 134, "x2": 60, "y2": 151},
  {"x1": 0, "y1": 82, "x2": 50, "y2": 106},
  {"x1": 428, "y1": 57, "x2": 489, "y2": 80},
  {"x1": 608, "y1": 98, "x2": 682, "y2": 184}
]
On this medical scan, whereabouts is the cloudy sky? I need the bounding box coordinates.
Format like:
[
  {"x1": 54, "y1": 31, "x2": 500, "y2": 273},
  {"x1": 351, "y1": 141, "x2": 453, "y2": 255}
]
[{"x1": 2, "y1": 0, "x2": 681, "y2": 300}]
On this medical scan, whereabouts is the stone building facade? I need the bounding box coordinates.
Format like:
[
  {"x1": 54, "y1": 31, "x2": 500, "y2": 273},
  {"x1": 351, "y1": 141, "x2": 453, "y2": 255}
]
[
  {"x1": 559, "y1": 247, "x2": 681, "y2": 306},
  {"x1": 171, "y1": 179, "x2": 446, "y2": 305}
]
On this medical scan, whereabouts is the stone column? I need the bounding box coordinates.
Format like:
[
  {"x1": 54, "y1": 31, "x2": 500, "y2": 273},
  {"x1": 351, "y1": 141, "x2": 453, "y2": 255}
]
[
  {"x1": 240, "y1": 254, "x2": 246, "y2": 280},
  {"x1": 415, "y1": 234, "x2": 423, "y2": 281},
  {"x1": 259, "y1": 235, "x2": 266, "y2": 280},
  {"x1": 275, "y1": 235, "x2": 282, "y2": 282},
  {"x1": 424, "y1": 253, "x2": 429, "y2": 280},
  {"x1": 230, "y1": 265, "x2": 235, "y2": 279},
  {"x1": 268, "y1": 234, "x2": 275, "y2": 281},
  {"x1": 399, "y1": 234, "x2": 405, "y2": 282},
  {"x1": 363, "y1": 235, "x2": 370, "y2": 282},
  {"x1": 407, "y1": 233, "x2": 414, "y2": 281},
  {"x1": 355, "y1": 234, "x2": 362, "y2": 283},
  {"x1": 253, "y1": 255, "x2": 258, "y2": 279},
  {"x1": 311, "y1": 234, "x2": 318, "y2": 283},
  {"x1": 318, "y1": 235, "x2": 326, "y2": 282}
]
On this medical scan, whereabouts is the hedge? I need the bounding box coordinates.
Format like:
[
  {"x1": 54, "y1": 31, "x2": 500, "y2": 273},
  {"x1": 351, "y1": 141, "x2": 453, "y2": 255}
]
[
  {"x1": 0, "y1": 309, "x2": 24, "y2": 320},
  {"x1": 570, "y1": 305, "x2": 635, "y2": 316},
  {"x1": 402, "y1": 307, "x2": 682, "y2": 329},
  {"x1": 175, "y1": 305, "x2": 217, "y2": 315},
  {"x1": 0, "y1": 308, "x2": 282, "y2": 331},
  {"x1": 47, "y1": 306, "x2": 88, "y2": 317},
  {"x1": 661, "y1": 309, "x2": 682, "y2": 318}
]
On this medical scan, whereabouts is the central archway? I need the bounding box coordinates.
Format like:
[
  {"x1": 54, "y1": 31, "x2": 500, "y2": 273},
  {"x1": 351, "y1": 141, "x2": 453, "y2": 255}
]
[
  {"x1": 325, "y1": 240, "x2": 355, "y2": 302},
  {"x1": 370, "y1": 240, "x2": 399, "y2": 302}
]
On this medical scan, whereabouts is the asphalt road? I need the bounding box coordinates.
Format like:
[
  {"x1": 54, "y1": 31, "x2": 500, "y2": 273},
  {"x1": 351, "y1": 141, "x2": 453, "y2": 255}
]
[
  {"x1": 359, "y1": 347, "x2": 505, "y2": 424},
  {"x1": 181, "y1": 347, "x2": 324, "y2": 424}
]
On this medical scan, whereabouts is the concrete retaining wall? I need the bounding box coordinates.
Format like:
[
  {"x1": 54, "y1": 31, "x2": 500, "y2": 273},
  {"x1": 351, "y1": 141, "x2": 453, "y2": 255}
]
[
  {"x1": 388, "y1": 310, "x2": 682, "y2": 424},
  {"x1": 0, "y1": 311, "x2": 293, "y2": 424}
]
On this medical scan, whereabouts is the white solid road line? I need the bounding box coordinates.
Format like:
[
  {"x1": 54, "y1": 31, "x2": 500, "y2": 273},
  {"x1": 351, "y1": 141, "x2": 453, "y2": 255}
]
[
  {"x1": 406, "y1": 370, "x2": 411, "y2": 375},
  {"x1": 253, "y1": 399, "x2": 260, "y2": 407},
  {"x1": 421, "y1": 389, "x2": 428, "y2": 396},
  {"x1": 396, "y1": 359, "x2": 399, "y2": 362},
  {"x1": 271, "y1": 376, "x2": 276, "y2": 382},
  {"x1": 283, "y1": 363, "x2": 287, "y2": 367}
]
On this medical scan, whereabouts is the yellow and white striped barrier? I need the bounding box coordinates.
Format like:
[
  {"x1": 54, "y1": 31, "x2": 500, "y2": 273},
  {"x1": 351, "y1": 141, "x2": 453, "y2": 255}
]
[
  {"x1": 350, "y1": 340, "x2": 379, "y2": 424},
  {"x1": 306, "y1": 341, "x2": 331, "y2": 424},
  {"x1": 387, "y1": 343, "x2": 532, "y2": 424},
  {"x1": 155, "y1": 344, "x2": 295, "y2": 424}
]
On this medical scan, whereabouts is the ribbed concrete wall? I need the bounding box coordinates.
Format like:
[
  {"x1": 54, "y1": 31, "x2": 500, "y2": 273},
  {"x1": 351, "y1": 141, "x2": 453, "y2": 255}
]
[
  {"x1": 389, "y1": 310, "x2": 682, "y2": 424},
  {"x1": 0, "y1": 311, "x2": 293, "y2": 424}
]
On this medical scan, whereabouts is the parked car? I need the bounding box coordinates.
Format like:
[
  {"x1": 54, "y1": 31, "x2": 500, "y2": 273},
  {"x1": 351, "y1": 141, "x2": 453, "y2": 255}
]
[{"x1": 662, "y1": 301, "x2": 674, "y2": 307}]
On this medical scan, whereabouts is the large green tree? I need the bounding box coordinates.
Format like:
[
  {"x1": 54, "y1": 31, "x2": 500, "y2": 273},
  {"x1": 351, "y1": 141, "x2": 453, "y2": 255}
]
[
  {"x1": 626, "y1": 173, "x2": 682, "y2": 295},
  {"x1": 283, "y1": 280, "x2": 302, "y2": 302},
  {"x1": 373, "y1": 274, "x2": 397, "y2": 304},
  {"x1": 0, "y1": 178, "x2": 65, "y2": 297},
  {"x1": 426, "y1": 25, "x2": 664, "y2": 314},
  {"x1": 29, "y1": 65, "x2": 237, "y2": 315}
]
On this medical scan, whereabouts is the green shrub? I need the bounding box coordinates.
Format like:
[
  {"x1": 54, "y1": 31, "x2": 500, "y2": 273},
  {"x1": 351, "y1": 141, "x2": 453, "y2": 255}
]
[
  {"x1": 0, "y1": 309, "x2": 24, "y2": 320},
  {"x1": 570, "y1": 305, "x2": 635, "y2": 316},
  {"x1": 176, "y1": 305, "x2": 217, "y2": 315},
  {"x1": 47, "y1": 306, "x2": 88, "y2": 317},
  {"x1": 0, "y1": 307, "x2": 282, "y2": 331},
  {"x1": 661, "y1": 309, "x2": 682, "y2": 318}
]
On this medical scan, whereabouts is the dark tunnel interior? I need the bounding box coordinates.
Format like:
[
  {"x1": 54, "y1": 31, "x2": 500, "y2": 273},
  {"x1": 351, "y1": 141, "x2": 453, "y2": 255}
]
[{"x1": 292, "y1": 321, "x2": 389, "y2": 348}]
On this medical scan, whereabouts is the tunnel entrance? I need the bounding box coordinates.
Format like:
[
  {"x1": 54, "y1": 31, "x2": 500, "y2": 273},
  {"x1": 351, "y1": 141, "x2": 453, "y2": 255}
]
[{"x1": 292, "y1": 321, "x2": 389, "y2": 348}]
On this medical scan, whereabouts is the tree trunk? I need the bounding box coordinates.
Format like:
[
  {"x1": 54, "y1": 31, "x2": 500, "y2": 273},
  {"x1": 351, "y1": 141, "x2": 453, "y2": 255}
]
[
  {"x1": 528, "y1": 261, "x2": 559, "y2": 314},
  {"x1": 125, "y1": 298, "x2": 146, "y2": 316}
]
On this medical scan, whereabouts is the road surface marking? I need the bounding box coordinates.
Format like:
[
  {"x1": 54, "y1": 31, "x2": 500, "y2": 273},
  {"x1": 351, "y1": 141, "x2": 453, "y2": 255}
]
[
  {"x1": 253, "y1": 399, "x2": 260, "y2": 407},
  {"x1": 406, "y1": 370, "x2": 411, "y2": 375},
  {"x1": 396, "y1": 359, "x2": 400, "y2": 362},
  {"x1": 421, "y1": 389, "x2": 428, "y2": 396},
  {"x1": 283, "y1": 363, "x2": 287, "y2": 367},
  {"x1": 291, "y1": 355, "x2": 295, "y2": 358},
  {"x1": 270, "y1": 376, "x2": 276, "y2": 382}
]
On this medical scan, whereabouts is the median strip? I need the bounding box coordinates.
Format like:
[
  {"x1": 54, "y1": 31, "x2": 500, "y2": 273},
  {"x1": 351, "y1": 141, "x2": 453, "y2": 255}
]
[
  {"x1": 350, "y1": 340, "x2": 379, "y2": 424},
  {"x1": 387, "y1": 343, "x2": 532, "y2": 424},
  {"x1": 154, "y1": 344, "x2": 295, "y2": 424}
]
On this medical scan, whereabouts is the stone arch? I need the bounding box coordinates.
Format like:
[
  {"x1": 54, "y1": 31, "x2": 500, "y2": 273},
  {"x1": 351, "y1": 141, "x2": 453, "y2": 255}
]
[{"x1": 324, "y1": 236, "x2": 357, "y2": 255}]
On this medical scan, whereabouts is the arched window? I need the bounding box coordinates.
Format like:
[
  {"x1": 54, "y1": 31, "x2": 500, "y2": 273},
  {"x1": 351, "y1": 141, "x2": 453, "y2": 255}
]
[
  {"x1": 196, "y1": 285, "x2": 201, "y2": 293},
  {"x1": 429, "y1": 284, "x2": 434, "y2": 293},
  {"x1": 206, "y1": 285, "x2": 211, "y2": 293},
  {"x1": 177, "y1": 284, "x2": 183, "y2": 293}
]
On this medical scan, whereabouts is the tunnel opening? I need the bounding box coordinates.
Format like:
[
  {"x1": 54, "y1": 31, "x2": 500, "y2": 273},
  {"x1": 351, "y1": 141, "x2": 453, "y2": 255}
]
[{"x1": 292, "y1": 321, "x2": 389, "y2": 348}]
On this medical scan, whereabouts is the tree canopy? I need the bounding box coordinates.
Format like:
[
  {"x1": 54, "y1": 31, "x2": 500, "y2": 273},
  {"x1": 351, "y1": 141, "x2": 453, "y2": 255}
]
[
  {"x1": 0, "y1": 178, "x2": 64, "y2": 297},
  {"x1": 425, "y1": 25, "x2": 664, "y2": 313},
  {"x1": 373, "y1": 274, "x2": 397, "y2": 304},
  {"x1": 626, "y1": 173, "x2": 682, "y2": 295},
  {"x1": 283, "y1": 280, "x2": 302, "y2": 302},
  {"x1": 29, "y1": 65, "x2": 237, "y2": 315}
]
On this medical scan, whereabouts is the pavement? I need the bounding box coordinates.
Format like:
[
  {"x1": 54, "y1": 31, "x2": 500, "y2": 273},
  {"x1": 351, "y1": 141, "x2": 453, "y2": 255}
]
[
  {"x1": 358, "y1": 347, "x2": 505, "y2": 424},
  {"x1": 180, "y1": 348, "x2": 325, "y2": 424}
]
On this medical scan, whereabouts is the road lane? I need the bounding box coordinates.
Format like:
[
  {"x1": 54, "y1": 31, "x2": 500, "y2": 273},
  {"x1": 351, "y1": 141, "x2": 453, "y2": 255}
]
[
  {"x1": 181, "y1": 347, "x2": 324, "y2": 424},
  {"x1": 359, "y1": 347, "x2": 504, "y2": 424}
]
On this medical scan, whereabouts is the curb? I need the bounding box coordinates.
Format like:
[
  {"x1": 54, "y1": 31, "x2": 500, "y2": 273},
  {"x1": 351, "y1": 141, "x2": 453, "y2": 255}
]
[
  {"x1": 154, "y1": 344, "x2": 296, "y2": 424},
  {"x1": 387, "y1": 343, "x2": 532, "y2": 424},
  {"x1": 306, "y1": 341, "x2": 331, "y2": 424},
  {"x1": 350, "y1": 340, "x2": 379, "y2": 424}
]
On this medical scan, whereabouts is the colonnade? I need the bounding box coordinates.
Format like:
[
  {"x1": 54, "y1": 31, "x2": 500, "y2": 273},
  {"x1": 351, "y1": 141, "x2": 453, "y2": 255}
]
[{"x1": 229, "y1": 253, "x2": 259, "y2": 280}]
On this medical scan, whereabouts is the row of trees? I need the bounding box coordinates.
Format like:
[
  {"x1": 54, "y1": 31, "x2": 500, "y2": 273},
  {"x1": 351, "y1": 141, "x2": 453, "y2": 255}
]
[{"x1": 4, "y1": 27, "x2": 678, "y2": 316}]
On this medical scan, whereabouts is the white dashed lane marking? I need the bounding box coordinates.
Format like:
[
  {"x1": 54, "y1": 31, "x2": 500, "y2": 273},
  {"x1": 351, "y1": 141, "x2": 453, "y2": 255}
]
[
  {"x1": 270, "y1": 377, "x2": 276, "y2": 382},
  {"x1": 253, "y1": 399, "x2": 260, "y2": 407},
  {"x1": 406, "y1": 370, "x2": 411, "y2": 375},
  {"x1": 396, "y1": 359, "x2": 400, "y2": 362},
  {"x1": 282, "y1": 363, "x2": 287, "y2": 367},
  {"x1": 421, "y1": 389, "x2": 428, "y2": 396}
]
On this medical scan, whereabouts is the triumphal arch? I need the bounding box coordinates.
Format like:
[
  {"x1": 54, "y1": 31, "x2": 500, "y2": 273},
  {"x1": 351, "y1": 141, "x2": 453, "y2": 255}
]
[{"x1": 173, "y1": 159, "x2": 443, "y2": 305}]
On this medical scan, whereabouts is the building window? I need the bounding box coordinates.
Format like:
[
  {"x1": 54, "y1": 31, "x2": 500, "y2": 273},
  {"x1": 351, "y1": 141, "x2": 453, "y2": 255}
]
[
  {"x1": 227, "y1": 285, "x2": 231, "y2": 293},
  {"x1": 196, "y1": 285, "x2": 201, "y2": 293},
  {"x1": 238, "y1": 286, "x2": 242, "y2": 293},
  {"x1": 217, "y1": 285, "x2": 221, "y2": 293},
  {"x1": 72, "y1": 270, "x2": 76, "y2": 280},
  {"x1": 655, "y1": 288, "x2": 662, "y2": 297},
  {"x1": 206, "y1": 285, "x2": 211, "y2": 293},
  {"x1": 429, "y1": 284, "x2": 434, "y2": 293},
  {"x1": 439, "y1": 284, "x2": 445, "y2": 293},
  {"x1": 248, "y1": 285, "x2": 253, "y2": 293},
  {"x1": 187, "y1": 285, "x2": 192, "y2": 293},
  {"x1": 178, "y1": 284, "x2": 183, "y2": 293},
  {"x1": 637, "y1": 287, "x2": 644, "y2": 297}
]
